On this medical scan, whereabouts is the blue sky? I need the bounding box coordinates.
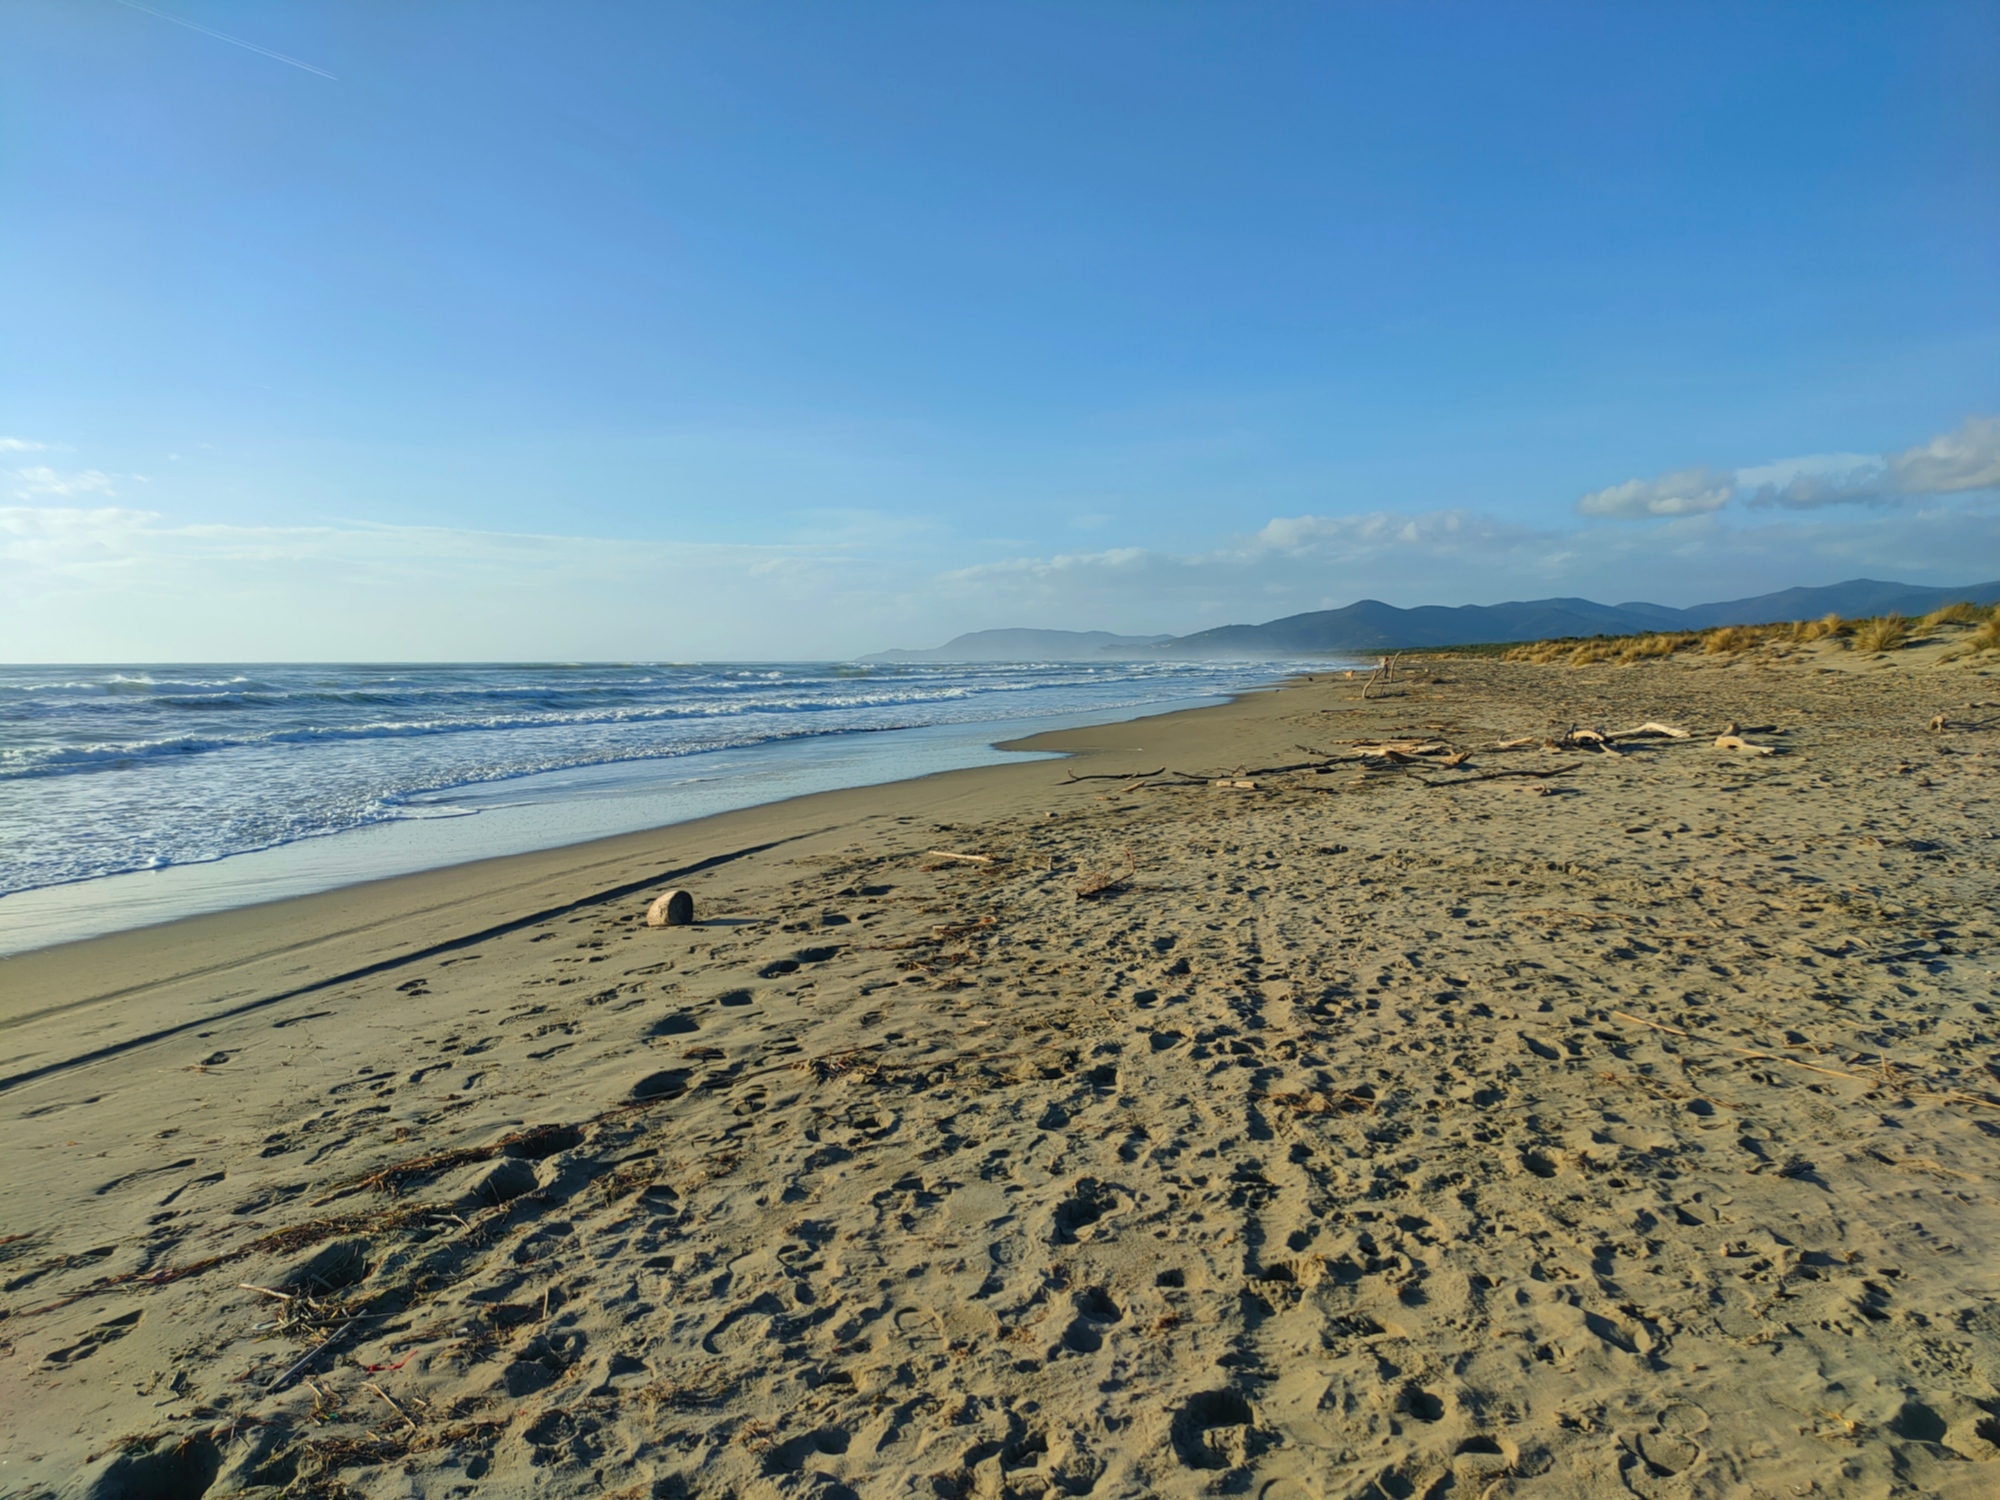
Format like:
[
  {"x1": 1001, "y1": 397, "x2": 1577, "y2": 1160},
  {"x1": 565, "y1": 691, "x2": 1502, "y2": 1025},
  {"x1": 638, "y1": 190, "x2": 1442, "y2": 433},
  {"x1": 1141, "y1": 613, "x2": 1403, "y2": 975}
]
[{"x1": 3, "y1": 2, "x2": 1996, "y2": 659}]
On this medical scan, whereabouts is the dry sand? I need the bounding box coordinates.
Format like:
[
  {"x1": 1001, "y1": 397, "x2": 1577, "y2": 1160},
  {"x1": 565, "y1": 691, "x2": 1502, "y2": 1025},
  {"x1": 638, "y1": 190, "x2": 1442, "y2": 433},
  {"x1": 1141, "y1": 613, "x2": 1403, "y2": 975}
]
[{"x1": 3, "y1": 637, "x2": 1999, "y2": 1500}]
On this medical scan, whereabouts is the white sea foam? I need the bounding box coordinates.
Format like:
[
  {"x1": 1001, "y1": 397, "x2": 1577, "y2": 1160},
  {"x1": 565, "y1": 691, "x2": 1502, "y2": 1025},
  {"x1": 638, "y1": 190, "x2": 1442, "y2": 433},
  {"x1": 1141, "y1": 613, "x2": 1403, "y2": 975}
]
[{"x1": 0, "y1": 659, "x2": 1291, "y2": 897}]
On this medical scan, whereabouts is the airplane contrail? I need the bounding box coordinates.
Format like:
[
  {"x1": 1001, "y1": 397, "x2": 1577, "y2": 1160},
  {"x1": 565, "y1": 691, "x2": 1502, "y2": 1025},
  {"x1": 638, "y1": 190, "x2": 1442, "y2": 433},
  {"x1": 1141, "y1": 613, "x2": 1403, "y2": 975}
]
[{"x1": 111, "y1": 0, "x2": 338, "y2": 80}]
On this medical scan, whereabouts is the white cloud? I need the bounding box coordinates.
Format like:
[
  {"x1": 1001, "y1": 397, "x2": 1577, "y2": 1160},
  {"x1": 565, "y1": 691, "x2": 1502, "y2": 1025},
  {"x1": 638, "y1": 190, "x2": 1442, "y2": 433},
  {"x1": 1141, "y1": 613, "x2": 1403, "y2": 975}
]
[
  {"x1": 1730, "y1": 416, "x2": 2000, "y2": 512},
  {"x1": 1888, "y1": 414, "x2": 2000, "y2": 495},
  {"x1": 936, "y1": 507, "x2": 1594, "y2": 627},
  {"x1": 1732, "y1": 451, "x2": 1877, "y2": 492},
  {"x1": 5, "y1": 492, "x2": 1999, "y2": 661},
  {"x1": 7, "y1": 411, "x2": 2000, "y2": 660},
  {"x1": 1577, "y1": 467, "x2": 1734, "y2": 519},
  {"x1": 0, "y1": 437, "x2": 48, "y2": 453},
  {"x1": 10, "y1": 465, "x2": 118, "y2": 500},
  {"x1": 1742, "y1": 463, "x2": 1894, "y2": 510},
  {"x1": 1253, "y1": 508, "x2": 1538, "y2": 554},
  {"x1": 934, "y1": 491, "x2": 2000, "y2": 634}
]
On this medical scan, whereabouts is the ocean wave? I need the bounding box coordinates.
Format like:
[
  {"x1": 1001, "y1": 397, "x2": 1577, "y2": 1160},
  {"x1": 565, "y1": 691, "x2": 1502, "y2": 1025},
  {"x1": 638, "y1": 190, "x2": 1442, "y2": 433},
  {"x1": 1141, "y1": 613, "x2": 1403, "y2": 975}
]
[
  {"x1": 0, "y1": 659, "x2": 1291, "y2": 895},
  {"x1": 0, "y1": 718, "x2": 914, "y2": 894},
  {"x1": 0, "y1": 679, "x2": 1179, "y2": 779}
]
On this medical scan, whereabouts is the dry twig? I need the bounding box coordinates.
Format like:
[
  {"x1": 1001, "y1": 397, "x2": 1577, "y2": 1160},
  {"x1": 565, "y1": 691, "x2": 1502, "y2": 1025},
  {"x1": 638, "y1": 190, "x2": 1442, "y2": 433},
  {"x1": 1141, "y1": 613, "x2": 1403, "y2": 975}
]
[{"x1": 1416, "y1": 761, "x2": 1585, "y2": 788}]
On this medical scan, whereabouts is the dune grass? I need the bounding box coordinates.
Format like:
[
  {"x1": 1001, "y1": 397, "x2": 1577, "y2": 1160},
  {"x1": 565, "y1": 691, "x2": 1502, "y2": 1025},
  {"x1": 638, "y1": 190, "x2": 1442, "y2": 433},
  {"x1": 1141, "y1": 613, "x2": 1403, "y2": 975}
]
[
  {"x1": 1478, "y1": 601, "x2": 1998, "y2": 668},
  {"x1": 1851, "y1": 614, "x2": 1909, "y2": 654}
]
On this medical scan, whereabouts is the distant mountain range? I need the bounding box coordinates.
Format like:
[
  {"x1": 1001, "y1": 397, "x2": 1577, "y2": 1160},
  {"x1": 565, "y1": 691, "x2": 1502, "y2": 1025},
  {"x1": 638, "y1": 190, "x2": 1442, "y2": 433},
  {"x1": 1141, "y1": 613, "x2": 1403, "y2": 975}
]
[{"x1": 866, "y1": 578, "x2": 2000, "y2": 661}]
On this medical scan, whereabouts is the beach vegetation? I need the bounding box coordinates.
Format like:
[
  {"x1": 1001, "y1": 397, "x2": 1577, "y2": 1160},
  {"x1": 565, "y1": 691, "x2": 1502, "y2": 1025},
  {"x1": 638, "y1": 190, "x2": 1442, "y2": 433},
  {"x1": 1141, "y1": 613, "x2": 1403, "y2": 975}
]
[
  {"x1": 1921, "y1": 600, "x2": 1983, "y2": 629},
  {"x1": 1702, "y1": 626, "x2": 1755, "y2": 655},
  {"x1": 1851, "y1": 615, "x2": 1909, "y2": 653},
  {"x1": 1942, "y1": 607, "x2": 2000, "y2": 659},
  {"x1": 1474, "y1": 603, "x2": 1996, "y2": 669},
  {"x1": 1616, "y1": 633, "x2": 1687, "y2": 663},
  {"x1": 1461, "y1": 600, "x2": 2000, "y2": 669}
]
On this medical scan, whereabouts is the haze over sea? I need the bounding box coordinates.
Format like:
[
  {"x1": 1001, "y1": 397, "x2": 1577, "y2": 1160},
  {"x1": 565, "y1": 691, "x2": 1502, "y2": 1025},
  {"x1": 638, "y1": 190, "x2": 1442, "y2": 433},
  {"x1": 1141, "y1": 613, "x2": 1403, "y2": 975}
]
[{"x1": 0, "y1": 658, "x2": 1293, "y2": 953}]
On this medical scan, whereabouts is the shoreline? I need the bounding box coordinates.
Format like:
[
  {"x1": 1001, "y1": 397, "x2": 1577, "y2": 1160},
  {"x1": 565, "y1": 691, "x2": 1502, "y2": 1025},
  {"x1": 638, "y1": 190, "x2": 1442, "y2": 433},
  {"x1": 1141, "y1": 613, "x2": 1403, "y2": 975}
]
[
  {"x1": 0, "y1": 678, "x2": 1291, "y2": 959},
  {"x1": 4, "y1": 647, "x2": 1998, "y2": 1498},
  {"x1": 0, "y1": 681, "x2": 1297, "y2": 1084}
]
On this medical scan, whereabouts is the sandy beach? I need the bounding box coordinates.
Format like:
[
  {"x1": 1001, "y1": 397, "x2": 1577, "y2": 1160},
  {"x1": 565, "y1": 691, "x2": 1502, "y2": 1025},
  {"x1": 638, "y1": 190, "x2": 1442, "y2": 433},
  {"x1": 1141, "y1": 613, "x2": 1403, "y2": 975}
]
[{"x1": 4, "y1": 635, "x2": 1999, "y2": 1500}]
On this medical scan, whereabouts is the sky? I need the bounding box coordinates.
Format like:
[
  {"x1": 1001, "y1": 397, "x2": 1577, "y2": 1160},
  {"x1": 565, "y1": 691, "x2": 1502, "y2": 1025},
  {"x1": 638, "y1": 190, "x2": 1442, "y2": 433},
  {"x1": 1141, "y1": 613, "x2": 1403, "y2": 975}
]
[{"x1": 2, "y1": 1, "x2": 1997, "y2": 661}]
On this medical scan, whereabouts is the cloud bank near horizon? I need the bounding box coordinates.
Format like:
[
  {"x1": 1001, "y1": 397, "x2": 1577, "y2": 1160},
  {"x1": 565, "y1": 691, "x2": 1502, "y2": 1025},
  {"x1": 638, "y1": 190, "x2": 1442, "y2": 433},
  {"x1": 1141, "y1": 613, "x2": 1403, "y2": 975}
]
[
  {"x1": 1578, "y1": 415, "x2": 2000, "y2": 519},
  {"x1": 4, "y1": 415, "x2": 1997, "y2": 661}
]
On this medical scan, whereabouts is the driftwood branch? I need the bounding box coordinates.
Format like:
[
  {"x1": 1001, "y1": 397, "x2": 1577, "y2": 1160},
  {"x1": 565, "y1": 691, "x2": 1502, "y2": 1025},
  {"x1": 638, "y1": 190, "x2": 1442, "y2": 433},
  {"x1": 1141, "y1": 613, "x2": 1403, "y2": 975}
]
[
  {"x1": 1610, "y1": 721, "x2": 1691, "y2": 739},
  {"x1": 1062, "y1": 767, "x2": 1166, "y2": 783},
  {"x1": 1416, "y1": 761, "x2": 1585, "y2": 788},
  {"x1": 1359, "y1": 653, "x2": 1402, "y2": 699},
  {"x1": 1166, "y1": 759, "x2": 1339, "y2": 782}
]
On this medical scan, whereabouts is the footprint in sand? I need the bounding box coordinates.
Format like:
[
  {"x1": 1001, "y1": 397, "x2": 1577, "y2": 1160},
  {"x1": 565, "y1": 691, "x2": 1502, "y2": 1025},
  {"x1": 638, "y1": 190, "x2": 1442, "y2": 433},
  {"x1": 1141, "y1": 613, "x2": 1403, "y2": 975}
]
[
  {"x1": 1049, "y1": 1177, "x2": 1129, "y2": 1244},
  {"x1": 1172, "y1": 1388, "x2": 1268, "y2": 1470},
  {"x1": 1635, "y1": 1429, "x2": 1701, "y2": 1476},
  {"x1": 1395, "y1": 1383, "x2": 1445, "y2": 1423},
  {"x1": 1055, "y1": 1285, "x2": 1124, "y2": 1355},
  {"x1": 1451, "y1": 1434, "x2": 1518, "y2": 1482},
  {"x1": 45, "y1": 1309, "x2": 142, "y2": 1365},
  {"x1": 893, "y1": 1305, "x2": 946, "y2": 1356}
]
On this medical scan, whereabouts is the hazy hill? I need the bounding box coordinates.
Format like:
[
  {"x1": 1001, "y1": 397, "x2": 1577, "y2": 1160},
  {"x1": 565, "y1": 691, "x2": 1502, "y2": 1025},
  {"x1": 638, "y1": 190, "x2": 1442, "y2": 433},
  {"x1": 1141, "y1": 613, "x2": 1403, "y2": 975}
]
[
  {"x1": 1156, "y1": 578, "x2": 2000, "y2": 656},
  {"x1": 1670, "y1": 578, "x2": 2000, "y2": 629},
  {"x1": 866, "y1": 578, "x2": 2000, "y2": 661}
]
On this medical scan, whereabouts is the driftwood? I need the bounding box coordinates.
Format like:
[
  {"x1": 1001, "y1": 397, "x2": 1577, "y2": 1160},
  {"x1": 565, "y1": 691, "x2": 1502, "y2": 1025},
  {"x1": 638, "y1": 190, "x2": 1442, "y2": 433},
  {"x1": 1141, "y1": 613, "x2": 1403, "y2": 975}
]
[
  {"x1": 925, "y1": 850, "x2": 995, "y2": 864},
  {"x1": 1611, "y1": 721, "x2": 1691, "y2": 739},
  {"x1": 1166, "y1": 757, "x2": 1338, "y2": 782},
  {"x1": 1360, "y1": 654, "x2": 1402, "y2": 699},
  {"x1": 1556, "y1": 727, "x2": 1621, "y2": 756},
  {"x1": 1417, "y1": 761, "x2": 1585, "y2": 788},
  {"x1": 1063, "y1": 767, "x2": 1166, "y2": 783},
  {"x1": 1713, "y1": 735, "x2": 1777, "y2": 756}
]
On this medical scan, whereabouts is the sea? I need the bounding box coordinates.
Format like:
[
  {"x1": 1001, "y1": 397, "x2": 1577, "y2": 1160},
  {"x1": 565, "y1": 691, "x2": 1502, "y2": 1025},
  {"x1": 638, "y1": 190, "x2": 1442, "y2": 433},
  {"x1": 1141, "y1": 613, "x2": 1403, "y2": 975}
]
[{"x1": 0, "y1": 659, "x2": 1300, "y2": 955}]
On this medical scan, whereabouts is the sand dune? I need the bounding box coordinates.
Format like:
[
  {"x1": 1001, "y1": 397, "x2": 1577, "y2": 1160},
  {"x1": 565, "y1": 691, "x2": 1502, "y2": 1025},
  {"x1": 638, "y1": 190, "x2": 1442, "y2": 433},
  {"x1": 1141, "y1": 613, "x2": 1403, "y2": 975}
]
[{"x1": 4, "y1": 637, "x2": 1999, "y2": 1498}]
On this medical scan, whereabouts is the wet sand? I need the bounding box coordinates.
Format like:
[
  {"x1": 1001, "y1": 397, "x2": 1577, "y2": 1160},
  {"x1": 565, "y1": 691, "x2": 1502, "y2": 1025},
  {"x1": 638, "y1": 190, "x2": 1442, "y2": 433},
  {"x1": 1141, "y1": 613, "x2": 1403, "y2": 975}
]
[{"x1": 4, "y1": 634, "x2": 1999, "y2": 1499}]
